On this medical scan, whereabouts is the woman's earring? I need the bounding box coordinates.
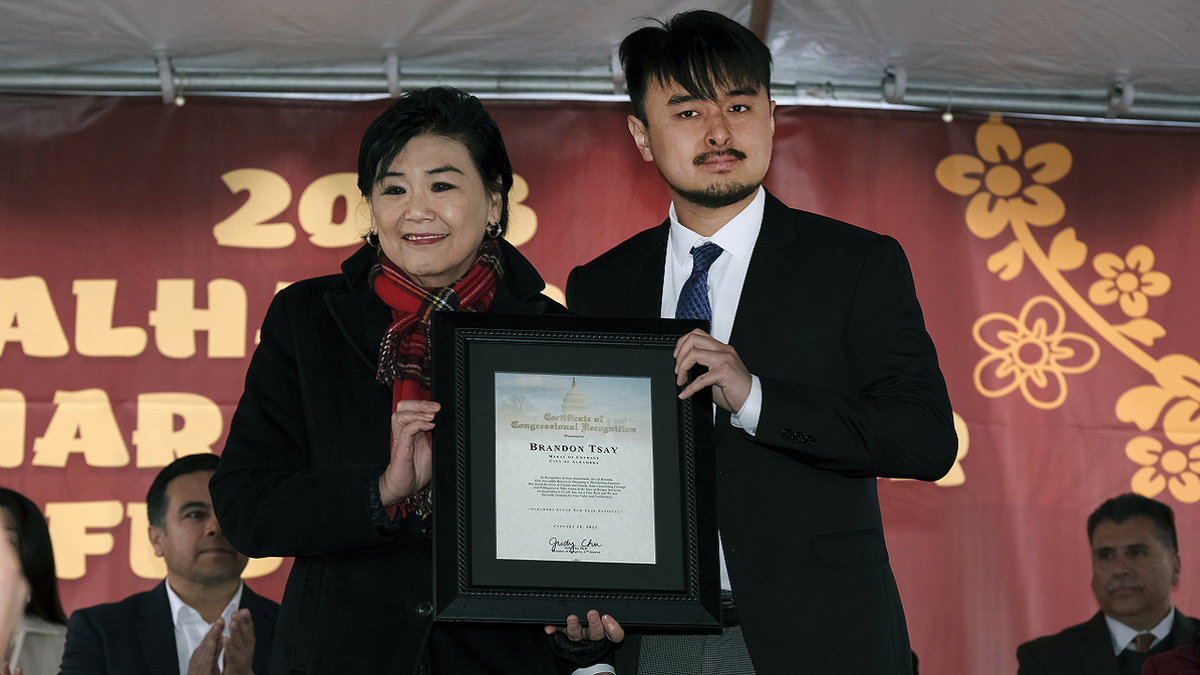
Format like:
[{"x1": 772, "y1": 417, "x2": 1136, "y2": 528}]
[
  {"x1": 364, "y1": 229, "x2": 380, "y2": 247},
  {"x1": 485, "y1": 222, "x2": 501, "y2": 239}
]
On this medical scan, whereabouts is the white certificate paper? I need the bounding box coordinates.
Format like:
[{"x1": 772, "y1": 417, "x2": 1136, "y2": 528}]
[{"x1": 494, "y1": 372, "x2": 656, "y2": 564}]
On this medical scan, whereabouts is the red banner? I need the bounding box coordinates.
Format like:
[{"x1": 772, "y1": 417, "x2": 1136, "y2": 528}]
[{"x1": 2, "y1": 95, "x2": 1198, "y2": 675}]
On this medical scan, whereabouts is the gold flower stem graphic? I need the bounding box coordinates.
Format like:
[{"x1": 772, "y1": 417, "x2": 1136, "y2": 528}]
[
  {"x1": 939, "y1": 114, "x2": 1200, "y2": 500},
  {"x1": 1009, "y1": 218, "x2": 1200, "y2": 402}
]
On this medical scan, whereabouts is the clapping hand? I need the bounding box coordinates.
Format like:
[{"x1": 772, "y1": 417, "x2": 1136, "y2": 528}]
[
  {"x1": 185, "y1": 619, "x2": 224, "y2": 675},
  {"x1": 379, "y1": 400, "x2": 439, "y2": 506},
  {"x1": 185, "y1": 610, "x2": 256, "y2": 675},
  {"x1": 222, "y1": 609, "x2": 256, "y2": 675}
]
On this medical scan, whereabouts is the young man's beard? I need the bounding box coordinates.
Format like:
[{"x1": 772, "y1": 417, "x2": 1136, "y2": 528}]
[{"x1": 669, "y1": 179, "x2": 758, "y2": 209}]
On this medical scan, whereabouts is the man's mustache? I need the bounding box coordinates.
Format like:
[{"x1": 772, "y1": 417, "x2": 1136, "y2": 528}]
[{"x1": 694, "y1": 149, "x2": 747, "y2": 165}]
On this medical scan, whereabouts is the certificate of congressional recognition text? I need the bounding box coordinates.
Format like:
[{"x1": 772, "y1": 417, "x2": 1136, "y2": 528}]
[{"x1": 493, "y1": 372, "x2": 656, "y2": 564}]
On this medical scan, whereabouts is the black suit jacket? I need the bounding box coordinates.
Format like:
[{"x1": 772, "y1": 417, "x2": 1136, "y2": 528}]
[
  {"x1": 58, "y1": 581, "x2": 279, "y2": 675},
  {"x1": 1017, "y1": 610, "x2": 1200, "y2": 675},
  {"x1": 566, "y1": 191, "x2": 957, "y2": 674},
  {"x1": 211, "y1": 242, "x2": 574, "y2": 674}
]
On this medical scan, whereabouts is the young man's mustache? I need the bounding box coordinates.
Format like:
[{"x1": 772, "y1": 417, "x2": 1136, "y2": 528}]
[{"x1": 694, "y1": 149, "x2": 747, "y2": 165}]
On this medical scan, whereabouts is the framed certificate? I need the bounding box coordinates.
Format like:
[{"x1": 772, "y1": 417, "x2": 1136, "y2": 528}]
[{"x1": 430, "y1": 313, "x2": 720, "y2": 629}]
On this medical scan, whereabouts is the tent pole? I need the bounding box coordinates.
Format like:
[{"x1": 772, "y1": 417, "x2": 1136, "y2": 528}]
[{"x1": 749, "y1": 0, "x2": 773, "y2": 41}]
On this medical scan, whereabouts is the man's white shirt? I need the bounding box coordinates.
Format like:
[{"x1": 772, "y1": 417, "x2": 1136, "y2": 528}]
[
  {"x1": 165, "y1": 580, "x2": 244, "y2": 674},
  {"x1": 660, "y1": 186, "x2": 767, "y2": 593},
  {"x1": 1105, "y1": 606, "x2": 1175, "y2": 655},
  {"x1": 661, "y1": 186, "x2": 765, "y2": 435}
]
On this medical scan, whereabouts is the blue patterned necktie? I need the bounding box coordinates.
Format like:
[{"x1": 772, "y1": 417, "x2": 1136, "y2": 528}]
[{"x1": 675, "y1": 241, "x2": 724, "y2": 322}]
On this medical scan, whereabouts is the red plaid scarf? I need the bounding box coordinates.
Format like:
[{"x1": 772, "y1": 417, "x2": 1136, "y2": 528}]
[{"x1": 372, "y1": 238, "x2": 502, "y2": 517}]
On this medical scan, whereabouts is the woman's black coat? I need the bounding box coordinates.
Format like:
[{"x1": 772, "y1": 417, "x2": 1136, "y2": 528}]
[{"x1": 211, "y1": 242, "x2": 570, "y2": 674}]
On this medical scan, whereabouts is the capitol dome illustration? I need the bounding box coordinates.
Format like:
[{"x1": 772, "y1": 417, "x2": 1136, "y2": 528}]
[{"x1": 561, "y1": 378, "x2": 589, "y2": 415}]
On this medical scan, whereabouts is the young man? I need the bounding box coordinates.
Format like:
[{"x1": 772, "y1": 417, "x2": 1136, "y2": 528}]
[
  {"x1": 60, "y1": 454, "x2": 279, "y2": 675},
  {"x1": 566, "y1": 10, "x2": 957, "y2": 674},
  {"x1": 1018, "y1": 494, "x2": 1198, "y2": 675}
]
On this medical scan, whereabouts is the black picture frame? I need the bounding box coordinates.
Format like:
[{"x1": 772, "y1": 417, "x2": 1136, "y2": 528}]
[{"x1": 430, "y1": 312, "x2": 720, "y2": 629}]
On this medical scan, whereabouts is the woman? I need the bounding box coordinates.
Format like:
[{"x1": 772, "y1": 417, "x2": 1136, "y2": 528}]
[
  {"x1": 211, "y1": 87, "x2": 613, "y2": 674},
  {"x1": 1, "y1": 489, "x2": 68, "y2": 675},
  {"x1": 0, "y1": 533, "x2": 25, "y2": 674}
]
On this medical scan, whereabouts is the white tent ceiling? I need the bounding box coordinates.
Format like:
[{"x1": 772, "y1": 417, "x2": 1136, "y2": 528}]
[{"x1": 2, "y1": 0, "x2": 1199, "y2": 123}]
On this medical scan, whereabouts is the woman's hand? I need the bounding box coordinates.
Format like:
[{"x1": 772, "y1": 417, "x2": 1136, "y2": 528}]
[
  {"x1": 378, "y1": 400, "x2": 440, "y2": 506},
  {"x1": 544, "y1": 609, "x2": 625, "y2": 643},
  {"x1": 543, "y1": 610, "x2": 624, "y2": 666}
]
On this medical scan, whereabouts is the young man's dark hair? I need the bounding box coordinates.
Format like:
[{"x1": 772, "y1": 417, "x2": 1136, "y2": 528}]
[
  {"x1": 618, "y1": 10, "x2": 773, "y2": 125},
  {"x1": 1086, "y1": 492, "x2": 1178, "y2": 553},
  {"x1": 146, "y1": 453, "x2": 221, "y2": 530}
]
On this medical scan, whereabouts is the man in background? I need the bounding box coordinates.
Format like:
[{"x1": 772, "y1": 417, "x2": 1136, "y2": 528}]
[
  {"x1": 1018, "y1": 493, "x2": 1198, "y2": 675},
  {"x1": 59, "y1": 454, "x2": 278, "y2": 675}
]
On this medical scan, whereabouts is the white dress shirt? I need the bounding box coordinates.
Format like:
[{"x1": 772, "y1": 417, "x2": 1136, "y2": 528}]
[
  {"x1": 661, "y1": 187, "x2": 765, "y2": 434},
  {"x1": 660, "y1": 186, "x2": 767, "y2": 592},
  {"x1": 1105, "y1": 606, "x2": 1175, "y2": 655},
  {"x1": 165, "y1": 580, "x2": 244, "y2": 675}
]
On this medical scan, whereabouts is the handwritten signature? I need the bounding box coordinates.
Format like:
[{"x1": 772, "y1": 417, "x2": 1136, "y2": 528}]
[{"x1": 548, "y1": 537, "x2": 603, "y2": 554}]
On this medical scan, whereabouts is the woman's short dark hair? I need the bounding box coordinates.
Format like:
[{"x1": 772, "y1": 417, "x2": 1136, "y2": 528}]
[
  {"x1": 357, "y1": 87, "x2": 514, "y2": 235},
  {"x1": 619, "y1": 10, "x2": 773, "y2": 126},
  {"x1": 0, "y1": 488, "x2": 67, "y2": 625}
]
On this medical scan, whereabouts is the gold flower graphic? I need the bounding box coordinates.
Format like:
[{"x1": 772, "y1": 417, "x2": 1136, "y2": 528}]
[
  {"x1": 1116, "y1": 356, "x2": 1200, "y2": 445},
  {"x1": 938, "y1": 114, "x2": 1200, "y2": 504},
  {"x1": 973, "y1": 295, "x2": 1100, "y2": 409},
  {"x1": 935, "y1": 113, "x2": 1072, "y2": 239},
  {"x1": 1088, "y1": 245, "x2": 1171, "y2": 318},
  {"x1": 1126, "y1": 435, "x2": 1200, "y2": 503}
]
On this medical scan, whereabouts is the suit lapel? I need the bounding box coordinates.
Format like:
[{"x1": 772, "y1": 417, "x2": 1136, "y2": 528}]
[
  {"x1": 1164, "y1": 609, "x2": 1199, "y2": 653},
  {"x1": 139, "y1": 582, "x2": 182, "y2": 675},
  {"x1": 1077, "y1": 612, "x2": 1121, "y2": 675},
  {"x1": 627, "y1": 221, "x2": 670, "y2": 319},
  {"x1": 728, "y1": 192, "x2": 800, "y2": 363}
]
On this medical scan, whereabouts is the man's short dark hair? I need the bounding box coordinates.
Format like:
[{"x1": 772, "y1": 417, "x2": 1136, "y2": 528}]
[
  {"x1": 1087, "y1": 493, "x2": 1177, "y2": 553},
  {"x1": 619, "y1": 10, "x2": 773, "y2": 125},
  {"x1": 146, "y1": 453, "x2": 221, "y2": 530}
]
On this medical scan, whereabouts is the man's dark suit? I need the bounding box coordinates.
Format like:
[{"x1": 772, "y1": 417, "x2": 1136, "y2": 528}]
[
  {"x1": 566, "y1": 190, "x2": 957, "y2": 674},
  {"x1": 58, "y1": 581, "x2": 279, "y2": 675},
  {"x1": 1017, "y1": 610, "x2": 1200, "y2": 675}
]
